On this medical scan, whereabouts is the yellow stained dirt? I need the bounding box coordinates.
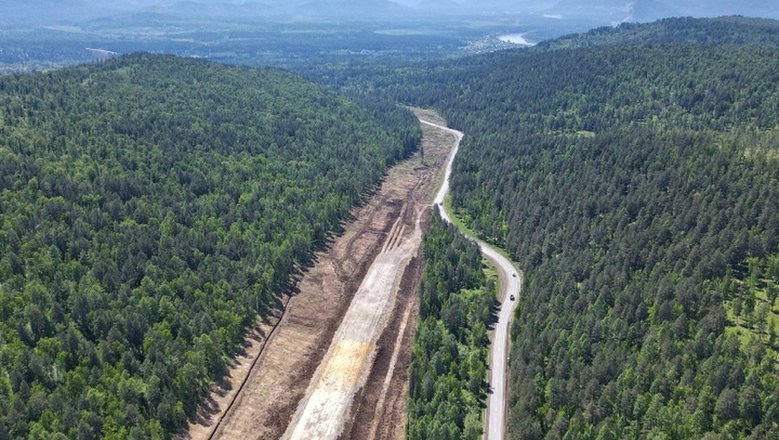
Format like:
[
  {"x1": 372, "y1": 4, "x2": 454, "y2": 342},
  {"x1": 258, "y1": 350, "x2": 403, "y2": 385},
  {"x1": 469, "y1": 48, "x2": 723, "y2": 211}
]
[{"x1": 320, "y1": 340, "x2": 372, "y2": 389}]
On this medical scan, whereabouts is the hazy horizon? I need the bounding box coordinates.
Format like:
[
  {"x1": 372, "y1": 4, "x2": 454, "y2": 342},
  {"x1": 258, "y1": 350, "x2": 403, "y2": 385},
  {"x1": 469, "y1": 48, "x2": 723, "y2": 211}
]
[
  {"x1": 2, "y1": 0, "x2": 778, "y2": 75},
  {"x1": 2, "y1": 0, "x2": 778, "y2": 28}
]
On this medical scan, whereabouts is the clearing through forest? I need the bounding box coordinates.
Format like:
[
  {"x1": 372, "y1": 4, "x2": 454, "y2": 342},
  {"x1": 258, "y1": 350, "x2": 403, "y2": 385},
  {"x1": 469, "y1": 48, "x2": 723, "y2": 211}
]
[
  {"x1": 179, "y1": 109, "x2": 455, "y2": 440},
  {"x1": 281, "y1": 202, "x2": 423, "y2": 439}
]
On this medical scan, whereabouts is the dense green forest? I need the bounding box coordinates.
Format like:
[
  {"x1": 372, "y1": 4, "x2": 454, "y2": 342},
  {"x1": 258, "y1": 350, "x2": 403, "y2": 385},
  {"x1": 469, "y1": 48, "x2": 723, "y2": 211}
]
[
  {"x1": 4, "y1": 13, "x2": 779, "y2": 440},
  {"x1": 407, "y1": 211, "x2": 495, "y2": 440},
  {"x1": 0, "y1": 53, "x2": 419, "y2": 438},
  {"x1": 534, "y1": 16, "x2": 779, "y2": 52},
  {"x1": 386, "y1": 19, "x2": 779, "y2": 439},
  {"x1": 297, "y1": 16, "x2": 779, "y2": 110}
]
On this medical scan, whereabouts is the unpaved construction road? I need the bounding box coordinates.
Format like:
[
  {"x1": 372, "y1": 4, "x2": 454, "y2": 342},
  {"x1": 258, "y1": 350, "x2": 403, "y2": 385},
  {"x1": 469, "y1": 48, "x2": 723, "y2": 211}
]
[
  {"x1": 281, "y1": 112, "x2": 454, "y2": 440},
  {"x1": 182, "y1": 114, "x2": 518, "y2": 440},
  {"x1": 281, "y1": 204, "x2": 423, "y2": 440},
  {"x1": 423, "y1": 119, "x2": 522, "y2": 440},
  {"x1": 179, "y1": 109, "x2": 454, "y2": 440}
]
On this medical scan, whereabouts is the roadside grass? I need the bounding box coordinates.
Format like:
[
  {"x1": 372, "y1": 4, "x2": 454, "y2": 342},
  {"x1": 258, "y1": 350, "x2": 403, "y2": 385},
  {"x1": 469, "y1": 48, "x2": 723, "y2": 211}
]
[
  {"x1": 483, "y1": 258, "x2": 499, "y2": 284},
  {"x1": 444, "y1": 193, "x2": 516, "y2": 264}
]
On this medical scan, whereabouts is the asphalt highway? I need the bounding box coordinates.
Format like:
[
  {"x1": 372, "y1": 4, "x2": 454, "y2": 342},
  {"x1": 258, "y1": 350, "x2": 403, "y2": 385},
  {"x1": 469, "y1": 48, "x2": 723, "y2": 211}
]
[{"x1": 422, "y1": 118, "x2": 521, "y2": 440}]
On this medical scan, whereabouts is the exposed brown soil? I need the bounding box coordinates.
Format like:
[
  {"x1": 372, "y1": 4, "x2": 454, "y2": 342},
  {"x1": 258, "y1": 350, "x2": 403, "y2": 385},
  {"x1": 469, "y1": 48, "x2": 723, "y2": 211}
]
[
  {"x1": 337, "y1": 229, "x2": 424, "y2": 440},
  {"x1": 337, "y1": 115, "x2": 456, "y2": 440},
  {"x1": 178, "y1": 109, "x2": 455, "y2": 440},
  {"x1": 179, "y1": 314, "x2": 279, "y2": 440}
]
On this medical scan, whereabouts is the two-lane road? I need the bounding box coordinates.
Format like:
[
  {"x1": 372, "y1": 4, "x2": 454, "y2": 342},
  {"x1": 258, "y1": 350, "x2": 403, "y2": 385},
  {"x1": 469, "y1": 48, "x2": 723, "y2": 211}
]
[{"x1": 422, "y1": 118, "x2": 522, "y2": 440}]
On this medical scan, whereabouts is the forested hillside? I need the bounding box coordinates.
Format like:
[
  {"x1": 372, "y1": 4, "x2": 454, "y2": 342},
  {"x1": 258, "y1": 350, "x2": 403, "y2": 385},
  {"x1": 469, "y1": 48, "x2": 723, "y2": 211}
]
[
  {"x1": 408, "y1": 211, "x2": 495, "y2": 440},
  {"x1": 388, "y1": 21, "x2": 779, "y2": 439},
  {"x1": 0, "y1": 53, "x2": 419, "y2": 438},
  {"x1": 534, "y1": 16, "x2": 779, "y2": 51}
]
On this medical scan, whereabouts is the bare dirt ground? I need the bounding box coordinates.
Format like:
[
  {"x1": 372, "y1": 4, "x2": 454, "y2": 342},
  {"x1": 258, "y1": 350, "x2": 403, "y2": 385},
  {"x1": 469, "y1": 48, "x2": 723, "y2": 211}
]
[
  {"x1": 180, "y1": 314, "x2": 279, "y2": 440},
  {"x1": 178, "y1": 109, "x2": 456, "y2": 440},
  {"x1": 337, "y1": 114, "x2": 456, "y2": 440},
  {"x1": 281, "y1": 209, "x2": 423, "y2": 440}
]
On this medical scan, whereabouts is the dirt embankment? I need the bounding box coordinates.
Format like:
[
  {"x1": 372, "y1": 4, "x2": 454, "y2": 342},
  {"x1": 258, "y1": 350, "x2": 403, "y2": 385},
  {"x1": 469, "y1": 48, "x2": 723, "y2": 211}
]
[
  {"x1": 178, "y1": 109, "x2": 455, "y2": 440},
  {"x1": 337, "y1": 114, "x2": 456, "y2": 440}
]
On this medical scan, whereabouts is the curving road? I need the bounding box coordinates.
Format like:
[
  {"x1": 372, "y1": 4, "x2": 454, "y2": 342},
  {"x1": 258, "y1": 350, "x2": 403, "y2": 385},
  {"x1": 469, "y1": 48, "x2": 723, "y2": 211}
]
[{"x1": 422, "y1": 118, "x2": 522, "y2": 440}]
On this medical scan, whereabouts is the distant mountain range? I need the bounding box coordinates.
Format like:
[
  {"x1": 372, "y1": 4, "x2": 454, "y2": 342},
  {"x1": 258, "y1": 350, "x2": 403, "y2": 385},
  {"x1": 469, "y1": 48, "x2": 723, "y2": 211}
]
[
  {"x1": 288, "y1": 0, "x2": 412, "y2": 20},
  {"x1": 409, "y1": 0, "x2": 779, "y2": 21},
  {"x1": 1, "y1": 0, "x2": 777, "y2": 27},
  {"x1": 541, "y1": 0, "x2": 778, "y2": 23},
  {"x1": 534, "y1": 15, "x2": 779, "y2": 51}
]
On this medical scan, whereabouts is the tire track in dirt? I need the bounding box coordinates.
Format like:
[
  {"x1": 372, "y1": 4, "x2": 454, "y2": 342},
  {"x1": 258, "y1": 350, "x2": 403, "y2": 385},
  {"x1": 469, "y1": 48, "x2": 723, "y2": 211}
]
[
  {"x1": 339, "y1": 111, "x2": 461, "y2": 440},
  {"x1": 366, "y1": 302, "x2": 412, "y2": 440},
  {"x1": 181, "y1": 110, "x2": 454, "y2": 440},
  {"x1": 281, "y1": 205, "x2": 423, "y2": 440}
]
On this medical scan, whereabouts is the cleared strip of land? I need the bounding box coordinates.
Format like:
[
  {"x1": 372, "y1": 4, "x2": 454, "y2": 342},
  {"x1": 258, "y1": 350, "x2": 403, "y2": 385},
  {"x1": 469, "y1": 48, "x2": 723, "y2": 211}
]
[
  {"x1": 282, "y1": 211, "x2": 422, "y2": 439},
  {"x1": 179, "y1": 108, "x2": 455, "y2": 440}
]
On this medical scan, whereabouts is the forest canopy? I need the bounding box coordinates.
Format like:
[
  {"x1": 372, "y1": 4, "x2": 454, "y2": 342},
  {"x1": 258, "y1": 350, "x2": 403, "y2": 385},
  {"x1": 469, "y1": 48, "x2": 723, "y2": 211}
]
[
  {"x1": 0, "y1": 53, "x2": 419, "y2": 438},
  {"x1": 534, "y1": 16, "x2": 779, "y2": 52},
  {"x1": 408, "y1": 211, "x2": 495, "y2": 440},
  {"x1": 380, "y1": 19, "x2": 779, "y2": 439}
]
